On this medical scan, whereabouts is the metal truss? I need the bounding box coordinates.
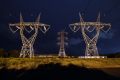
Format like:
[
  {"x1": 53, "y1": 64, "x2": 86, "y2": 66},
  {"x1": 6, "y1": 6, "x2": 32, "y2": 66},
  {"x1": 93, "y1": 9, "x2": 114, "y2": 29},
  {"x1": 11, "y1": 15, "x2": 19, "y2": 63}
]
[
  {"x1": 9, "y1": 13, "x2": 50, "y2": 58},
  {"x1": 69, "y1": 13, "x2": 111, "y2": 56},
  {"x1": 57, "y1": 31, "x2": 68, "y2": 57}
]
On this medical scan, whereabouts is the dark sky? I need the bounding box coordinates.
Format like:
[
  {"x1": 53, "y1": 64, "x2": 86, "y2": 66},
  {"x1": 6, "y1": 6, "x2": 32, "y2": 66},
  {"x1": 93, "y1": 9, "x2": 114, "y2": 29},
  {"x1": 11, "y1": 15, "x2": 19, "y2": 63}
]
[{"x1": 0, "y1": 0, "x2": 120, "y2": 55}]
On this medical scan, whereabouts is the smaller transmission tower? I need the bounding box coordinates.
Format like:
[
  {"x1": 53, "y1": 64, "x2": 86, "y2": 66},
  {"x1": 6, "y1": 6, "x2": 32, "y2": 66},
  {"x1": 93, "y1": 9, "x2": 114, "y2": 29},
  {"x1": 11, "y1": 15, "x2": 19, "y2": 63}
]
[
  {"x1": 9, "y1": 13, "x2": 50, "y2": 58},
  {"x1": 69, "y1": 13, "x2": 111, "y2": 57},
  {"x1": 57, "y1": 31, "x2": 68, "y2": 57}
]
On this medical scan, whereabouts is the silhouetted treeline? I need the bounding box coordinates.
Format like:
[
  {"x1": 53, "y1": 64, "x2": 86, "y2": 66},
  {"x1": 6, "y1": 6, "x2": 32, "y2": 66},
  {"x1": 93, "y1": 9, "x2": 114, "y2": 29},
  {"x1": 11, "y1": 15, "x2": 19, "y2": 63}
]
[
  {"x1": 0, "y1": 49, "x2": 19, "y2": 58},
  {"x1": 107, "y1": 53, "x2": 120, "y2": 58},
  {"x1": 100, "y1": 53, "x2": 120, "y2": 58}
]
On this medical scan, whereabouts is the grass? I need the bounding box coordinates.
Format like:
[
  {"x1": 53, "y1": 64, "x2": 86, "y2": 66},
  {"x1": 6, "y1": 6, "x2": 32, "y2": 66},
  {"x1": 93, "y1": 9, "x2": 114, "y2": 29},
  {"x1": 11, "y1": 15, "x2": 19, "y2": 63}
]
[{"x1": 0, "y1": 57, "x2": 120, "y2": 69}]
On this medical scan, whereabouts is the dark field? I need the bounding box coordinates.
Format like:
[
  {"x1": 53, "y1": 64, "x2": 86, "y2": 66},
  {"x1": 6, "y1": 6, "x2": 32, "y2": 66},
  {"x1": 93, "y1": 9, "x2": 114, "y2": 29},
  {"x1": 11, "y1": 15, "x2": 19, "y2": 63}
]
[{"x1": 0, "y1": 58, "x2": 120, "y2": 80}]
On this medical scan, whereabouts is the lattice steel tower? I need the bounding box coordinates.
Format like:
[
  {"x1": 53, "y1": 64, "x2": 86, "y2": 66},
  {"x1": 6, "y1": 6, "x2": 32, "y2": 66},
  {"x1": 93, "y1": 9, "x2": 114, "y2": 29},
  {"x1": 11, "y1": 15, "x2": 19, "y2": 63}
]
[
  {"x1": 69, "y1": 13, "x2": 111, "y2": 56},
  {"x1": 57, "y1": 31, "x2": 68, "y2": 57},
  {"x1": 9, "y1": 13, "x2": 50, "y2": 58}
]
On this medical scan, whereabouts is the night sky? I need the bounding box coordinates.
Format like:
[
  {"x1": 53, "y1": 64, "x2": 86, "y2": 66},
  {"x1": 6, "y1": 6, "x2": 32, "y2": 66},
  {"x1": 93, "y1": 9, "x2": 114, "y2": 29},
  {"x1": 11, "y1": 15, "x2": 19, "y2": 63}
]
[{"x1": 0, "y1": 0, "x2": 120, "y2": 56}]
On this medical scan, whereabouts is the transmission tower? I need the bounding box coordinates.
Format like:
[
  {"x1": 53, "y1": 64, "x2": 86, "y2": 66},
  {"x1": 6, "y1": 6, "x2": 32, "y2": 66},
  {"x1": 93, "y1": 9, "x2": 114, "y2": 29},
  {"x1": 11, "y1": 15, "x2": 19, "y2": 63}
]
[
  {"x1": 9, "y1": 13, "x2": 50, "y2": 58},
  {"x1": 69, "y1": 13, "x2": 111, "y2": 57},
  {"x1": 57, "y1": 31, "x2": 68, "y2": 57}
]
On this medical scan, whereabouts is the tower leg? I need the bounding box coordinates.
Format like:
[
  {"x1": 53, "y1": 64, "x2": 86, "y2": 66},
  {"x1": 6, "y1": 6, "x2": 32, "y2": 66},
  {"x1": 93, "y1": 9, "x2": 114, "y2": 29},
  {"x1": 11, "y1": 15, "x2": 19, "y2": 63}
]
[
  {"x1": 58, "y1": 48, "x2": 66, "y2": 57},
  {"x1": 19, "y1": 28, "x2": 38, "y2": 58},
  {"x1": 82, "y1": 27, "x2": 100, "y2": 56},
  {"x1": 85, "y1": 43, "x2": 99, "y2": 56},
  {"x1": 19, "y1": 44, "x2": 34, "y2": 58}
]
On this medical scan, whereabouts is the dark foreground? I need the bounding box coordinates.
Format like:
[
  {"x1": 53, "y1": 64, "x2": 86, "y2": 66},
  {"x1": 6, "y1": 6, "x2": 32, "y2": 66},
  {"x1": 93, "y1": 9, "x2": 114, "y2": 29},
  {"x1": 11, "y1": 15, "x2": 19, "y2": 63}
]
[{"x1": 0, "y1": 63, "x2": 120, "y2": 80}]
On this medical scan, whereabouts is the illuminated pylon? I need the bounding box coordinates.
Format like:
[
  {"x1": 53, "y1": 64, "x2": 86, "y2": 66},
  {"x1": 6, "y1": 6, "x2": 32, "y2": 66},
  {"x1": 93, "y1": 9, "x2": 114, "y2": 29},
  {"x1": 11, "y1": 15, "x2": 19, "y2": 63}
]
[
  {"x1": 9, "y1": 13, "x2": 50, "y2": 58},
  {"x1": 69, "y1": 13, "x2": 111, "y2": 56},
  {"x1": 57, "y1": 31, "x2": 68, "y2": 57}
]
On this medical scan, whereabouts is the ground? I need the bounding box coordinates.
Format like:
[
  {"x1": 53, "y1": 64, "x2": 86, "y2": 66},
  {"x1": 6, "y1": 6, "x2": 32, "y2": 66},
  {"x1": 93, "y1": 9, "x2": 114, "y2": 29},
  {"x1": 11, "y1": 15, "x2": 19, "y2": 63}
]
[
  {"x1": 0, "y1": 57, "x2": 120, "y2": 69},
  {"x1": 0, "y1": 57, "x2": 120, "y2": 79}
]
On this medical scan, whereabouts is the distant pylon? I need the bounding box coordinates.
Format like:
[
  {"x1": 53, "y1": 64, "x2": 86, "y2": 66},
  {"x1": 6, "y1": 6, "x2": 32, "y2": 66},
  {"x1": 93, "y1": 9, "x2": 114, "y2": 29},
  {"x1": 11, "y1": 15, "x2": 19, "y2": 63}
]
[
  {"x1": 57, "y1": 31, "x2": 68, "y2": 57},
  {"x1": 69, "y1": 12, "x2": 111, "y2": 57},
  {"x1": 9, "y1": 13, "x2": 50, "y2": 58}
]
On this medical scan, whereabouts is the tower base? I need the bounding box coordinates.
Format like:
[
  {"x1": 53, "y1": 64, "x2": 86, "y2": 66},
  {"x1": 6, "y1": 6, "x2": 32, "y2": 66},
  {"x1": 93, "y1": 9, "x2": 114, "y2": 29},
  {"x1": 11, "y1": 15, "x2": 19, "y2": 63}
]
[{"x1": 78, "y1": 56, "x2": 107, "y2": 58}]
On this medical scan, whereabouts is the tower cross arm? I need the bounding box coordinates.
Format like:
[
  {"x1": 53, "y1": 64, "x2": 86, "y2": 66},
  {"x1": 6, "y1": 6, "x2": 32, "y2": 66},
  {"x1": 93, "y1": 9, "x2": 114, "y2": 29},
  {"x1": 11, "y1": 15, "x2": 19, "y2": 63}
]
[
  {"x1": 9, "y1": 22, "x2": 50, "y2": 26},
  {"x1": 99, "y1": 23, "x2": 111, "y2": 26},
  {"x1": 69, "y1": 22, "x2": 111, "y2": 26},
  {"x1": 69, "y1": 22, "x2": 81, "y2": 26},
  {"x1": 9, "y1": 23, "x2": 23, "y2": 26},
  {"x1": 36, "y1": 23, "x2": 50, "y2": 27}
]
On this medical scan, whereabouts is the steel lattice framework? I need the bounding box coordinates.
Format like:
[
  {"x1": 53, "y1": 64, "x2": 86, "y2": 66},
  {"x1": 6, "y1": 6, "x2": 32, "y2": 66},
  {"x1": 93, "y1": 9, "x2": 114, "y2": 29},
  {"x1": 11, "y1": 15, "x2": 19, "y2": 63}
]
[
  {"x1": 69, "y1": 13, "x2": 111, "y2": 56},
  {"x1": 9, "y1": 13, "x2": 50, "y2": 58},
  {"x1": 57, "y1": 31, "x2": 68, "y2": 57}
]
